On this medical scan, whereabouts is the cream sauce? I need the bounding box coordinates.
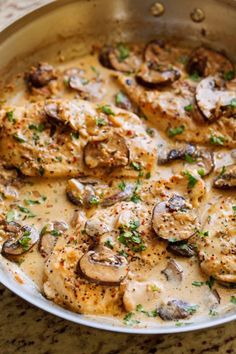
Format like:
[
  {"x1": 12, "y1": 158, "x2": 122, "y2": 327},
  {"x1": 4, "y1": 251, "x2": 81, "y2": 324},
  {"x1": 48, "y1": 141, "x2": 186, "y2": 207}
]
[{"x1": 0, "y1": 44, "x2": 236, "y2": 327}]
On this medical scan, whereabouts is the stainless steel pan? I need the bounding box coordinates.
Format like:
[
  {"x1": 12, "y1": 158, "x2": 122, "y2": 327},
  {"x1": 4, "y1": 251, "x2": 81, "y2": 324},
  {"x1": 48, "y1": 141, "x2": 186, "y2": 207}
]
[{"x1": 0, "y1": 0, "x2": 235, "y2": 334}]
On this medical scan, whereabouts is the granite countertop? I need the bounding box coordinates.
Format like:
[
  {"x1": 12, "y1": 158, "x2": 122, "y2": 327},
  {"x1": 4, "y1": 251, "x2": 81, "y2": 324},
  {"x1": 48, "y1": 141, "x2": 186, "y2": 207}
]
[{"x1": 0, "y1": 1, "x2": 235, "y2": 353}]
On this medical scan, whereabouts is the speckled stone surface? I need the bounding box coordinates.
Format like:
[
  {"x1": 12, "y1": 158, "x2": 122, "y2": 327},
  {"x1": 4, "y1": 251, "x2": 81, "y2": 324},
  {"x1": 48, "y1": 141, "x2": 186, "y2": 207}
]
[{"x1": 0, "y1": 1, "x2": 236, "y2": 353}]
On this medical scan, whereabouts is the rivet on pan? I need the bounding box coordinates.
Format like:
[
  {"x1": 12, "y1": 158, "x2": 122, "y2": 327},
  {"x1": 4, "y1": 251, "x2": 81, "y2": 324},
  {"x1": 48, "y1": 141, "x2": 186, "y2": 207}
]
[
  {"x1": 190, "y1": 8, "x2": 205, "y2": 23},
  {"x1": 150, "y1": 2, "x2": 165, "y2": 17}
]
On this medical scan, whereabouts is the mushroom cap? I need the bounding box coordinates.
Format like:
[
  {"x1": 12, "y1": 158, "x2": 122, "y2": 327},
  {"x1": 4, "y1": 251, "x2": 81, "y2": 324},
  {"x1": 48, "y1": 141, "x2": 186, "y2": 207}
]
[
  {"x1": 25, "y1": 62, "x2": 56, "y2": 89},
  {"x1": 152, "y1": 195, "x2": 199, "y2": 241},
  {"x1": 158, "y1": 300, "x2": 194, "y2": 321},
  {"x1": 77, "y1": 246, "x2": 128, "y2": 285},
  {"x1": 84, "y1": 132, "x2": 129, "y2": 169},
  {"x1": 186, "y1": 47, "x2": 234, "y2": 77},
  {"x1": 136, "y1": 62, "x2": 180, "y2": 88},
  {"x1": 2, "y1": 225, "x2": 39, "y2": 258},
  {"x1": 213, "y1": 164, "x2": 236, "y2": 189},
  {"x1": 196, "y1": 76, "x2": 236, "y2": 122}
]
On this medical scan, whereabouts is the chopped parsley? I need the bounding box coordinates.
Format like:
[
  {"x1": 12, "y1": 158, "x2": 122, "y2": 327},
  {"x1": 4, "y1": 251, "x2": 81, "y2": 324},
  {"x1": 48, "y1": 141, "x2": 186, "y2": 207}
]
[
  {"x1": 230, "y1": 98, "x2": 236, "y2": 108},
  {"x1": 70, "y1": 132, "x2": 79, "y2": 140},
  {"x1": 197, "y1": 168, "x2": 205, "y2": 177},
  {"x1": 186, "y1": 304, "x2": 198, "y2": 315},
  {"x1": 99, "y1": 105, "x2": 115, "y2": 115},
  {"x1": 29, "y1": 123, "x2": 45, "y2": 132},
  {"x1": 130, "y1": 161, "x2": 142, "y2": 171},
  {"x1": 17, "y1": 205, "x2": 35, "y2": 218},
  {"x1": 184, "y1": 171, "x2": 198, "y2": 188},
  {"x1": 96, "y1": 118, "x2": 107, "y2": 127},
  {"x1": 192, "y1": 281, "x2": 205, "y2": 287},
  {"x1": 24, "y1": 195, "x2": 46, "y2": 205},
  {"x1": 232, "y1": 205, "x2": 236, "y2": 213},
  {"x1": 130, "y1": 180, "x2": 141, "y2": 204},
  {"x1": 206, "y1": 276, "x2": 215, "y2": 289},
  {"x1": 123, "y1": 312, "x2": 140, "y2": 326},
  {"x1": 197, "y1": 230, "x2": 209, "y2": 238},
  {"x1": 168, "y1": 125, "x2": 185, "y2": 137},
  {"x1": 189, "y1": 72, "x2": 200, "y2": 81},
  {"x1": 118, "y1": 219, "x2": 146, "y2": 252},
  {"x1": 145, "y1": 171, "x2": 151, "y2": 179},
  {"x1": 184, "y1": 153, "x2": 196, "y2": 164},
  {"x1": 6, "y1": 210, "x2": 17, "y2": 222},
  {"x1": 19, "y1": 231, "x2": 31, "y2": 251},
  {"x1": 184, "y1": 104, "x2": 193, "y2": 112},
  {"x1": 117, "y1": 43, "x2": 130, "y2": 62},
  {"x1": 89, "y1": 196, "x2": 100, "y2": 205},
  {"x1": 7, "y1": 111, "x2": 16, "y2": 123},
  {"x1": 50, "y1": 229, "x2": 62, "y2": 237},
  {"x1": 136, "y1": 304, "x2": 158, "y2": 318},
  {"x1": 118, "y1": 180, "x2": 126, "y2": 191},
  {"x1": 104, "y1": 239, "x2": 114, "y2": 249},
  {"x1": 13, "y1": 133, "x2": 26, "y2": 143},
  {"x1": 146, "y1": 127, "x2": 155, "y2": 137},
  {"x1": 224, "y1": 70, "x2": 234, "y2": 81},
  {"x1": 209, "y1": 309, "x2": 218, "y2": 317},
  {"x1": 115, "y1": 92, "x2": 127, "y2": 105},
  {"x1": 230, "y1": 296, "x2": 236, "y2": 305},
  {"x1": 91, "y1": 65, "x2": 100, "y2": 77},
  {"x1": 210, "y1": 134, "x2": 225, "y2": 146}
]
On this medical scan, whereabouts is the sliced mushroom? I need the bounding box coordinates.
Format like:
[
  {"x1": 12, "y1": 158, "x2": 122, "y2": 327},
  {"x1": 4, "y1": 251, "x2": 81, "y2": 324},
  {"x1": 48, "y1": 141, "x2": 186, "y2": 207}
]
[
  {"x1": 152, "y1": 194, "x2": 199, "y2": 241},
  {"x1": 77, "y1": 246, "x2": 128, "y2": 285},
  {"x1": 196, "y1": 76, "x2": 236, "y2": 122},
  {"x1": 99, "y1": 44, "x2": 141, "y2": 73},
  {"x1": 101, "y1": 184, "x2": 133, "y2": 207},
  {"x1": 167, "y1": 241, "x2": 196, "y2": 258},
  {"x1": 25, "y1": 62, "x2": 57, "y2": 89},
  {"x1": 161, "y1": 259, "x2": 183, "y2": 283},
  {"x1": 84, "y1": 132, "x2": 129, "y2": 169},
  {"x1": 85, "y1": 218, "x2": 111, "y2": 237},
  {"x1": 158, "y1": 144, "x2": 214, "y2": 176},
  {"x1": 213, "y1": 164, "x2": 236, "y2": 189},
  {"x1": 158, "y1": 300, "x2": 194, "y2": 321},
  {"x1": 67, "y1": 72, "x2": 104, "y2": 100},
  {"x1": 144, "y1": 39, "x2": 166, "y2": 62},
  {"x1": 158, "y1": 144, "x2": 196, "y2": 164},
  {"x1": 38, "y1": 221, "x2": 68, "y2": 258},
  {"x1": 2, "y1": 225, "x2": 39, "y2": 258},
  {"x1": 66, "y1": 178, "x2": 98, "y2": 208},
  {"x1": 136, "y1": 61, "x2": 180, "y2": 88},
  {"x1": 186, "y1": 47, "x2": 234, "y2": 77}
]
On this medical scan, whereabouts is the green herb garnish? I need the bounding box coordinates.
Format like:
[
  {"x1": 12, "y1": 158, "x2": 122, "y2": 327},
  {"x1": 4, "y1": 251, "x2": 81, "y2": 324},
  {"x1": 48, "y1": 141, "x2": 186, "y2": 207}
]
[
  {"x1": 206, "y1": 276, "x2": 215, "y2": 290},
  {"x1": 184, "y1": 171, "x2": 198, "y2": 188},
  {"x1": 192, "y1": 281, "x2": 205, "y2": 287},
  {"x1": 104, "y1": 239, "x2": 114, "y2": 249},
  {"x1": 230, "y1": 296, "x2": 236, "y2": 305},
  {"x1": 7, "y1": 111, "x2": 16, "y2": 123},
  {"x1": 118, "y1": 180, "x2": 126, "y2": 191},
  {"x1": 29, "y1": 123, "x2": 45, "y2": 132},
  {"x1": 224, "y1": 70, "x2": 234, "y2": 81},
  {"x1": 210, "y1": 134, "x2": 225, "y2": 146},
  {"x1": 123, "y1": 312, "x2": 140, "y2": 326},
  {"x1": 146, "y1": 127, "x2": 155, "y2": 137},
  {"x1": 89, "y1": 196, "x2": 100, "y2": 205},
  {"x1": 189, "y1": 72, "x2": 200, "y2": 81},
  {"x1": 184, "y1": 104, "x2": 193, "y2": 112},
  {"x1": 117, "y1": 43, "x2": 130, "y2": 62},
  {"x1": 168, "y1": 125, "x2": 185, "y2": 137},
  {"x1": 100, "y1": 105, "x2": 115, "y2": 116},
  {"x1": 13, "y1": 133, "x2": 26, "y2": 143},
  {"x1": 130, "y1": 162, "x2": 142, "y2": 171},
  {"x1": 19, "y1": 232, "x2": 31, "y2": 251}
]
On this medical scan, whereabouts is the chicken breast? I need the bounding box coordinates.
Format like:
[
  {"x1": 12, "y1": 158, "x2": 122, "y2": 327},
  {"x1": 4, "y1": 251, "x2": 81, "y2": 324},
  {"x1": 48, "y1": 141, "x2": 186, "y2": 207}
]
[
  {"x1": 115, "y1": 73, "x2": 236, "y2": 147},
  {"x1": 0, "y1": 99, "x2": 156, "y2": 178},
  {"x1": 198, "y1": 196, "x2": 236, "y2": 283}
]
